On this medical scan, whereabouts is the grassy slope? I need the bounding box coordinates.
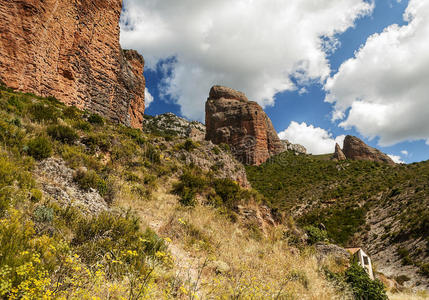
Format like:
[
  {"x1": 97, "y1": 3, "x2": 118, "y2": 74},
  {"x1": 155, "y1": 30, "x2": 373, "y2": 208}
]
[
  {"x1": 0, "y1": 86, "x2": 346, "y2": 299},
  {"x1": 246, "y1": 151, "x2": 429, "y2": 279}
]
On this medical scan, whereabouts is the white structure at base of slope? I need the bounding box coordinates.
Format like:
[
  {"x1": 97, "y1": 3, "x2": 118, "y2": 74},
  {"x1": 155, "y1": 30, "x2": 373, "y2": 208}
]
[{"x1": 346, "y1": 248, "x2": 374, "y2": 280}]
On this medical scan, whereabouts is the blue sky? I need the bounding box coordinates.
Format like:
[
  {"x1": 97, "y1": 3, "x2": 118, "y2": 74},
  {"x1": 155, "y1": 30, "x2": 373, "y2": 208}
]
[{"x1": 121, "y1": 0, "x2": 429, "y2": 163}]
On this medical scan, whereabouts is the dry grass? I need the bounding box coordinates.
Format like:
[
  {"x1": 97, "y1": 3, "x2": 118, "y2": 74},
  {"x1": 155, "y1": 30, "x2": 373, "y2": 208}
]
[
  {"x1": 115, "y1": 174, "x2": 347, "y2": 299},
  {"x1": 388, "y1": 291, "x2": 429, "y2": 300}
]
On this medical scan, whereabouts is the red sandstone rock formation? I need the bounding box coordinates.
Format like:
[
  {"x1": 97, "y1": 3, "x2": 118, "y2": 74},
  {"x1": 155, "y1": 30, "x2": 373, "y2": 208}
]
[
  {"x1": 205, "y1": 86, "x2": 285, "y2": 165},
  {"x1": 333, "y1": 143, "x2": 346, "y2": 161},
  {"x1": 0, "y1": 0, "x2": 145, "y2": 128},
  {"x1": 342, "y1": 135, "x2": 395, "y2": 165}
]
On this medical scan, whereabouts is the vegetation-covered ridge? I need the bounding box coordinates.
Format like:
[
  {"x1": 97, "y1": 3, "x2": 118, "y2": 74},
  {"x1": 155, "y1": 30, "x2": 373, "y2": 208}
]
[
  {"x1": 246, "y1": 150, "x2": 429, "y2": 288},
  {"x1": 0, "y1": 84, "x2": 418, "y2": 298},
  {"x1": 0, "y1": 84, "x2": 347, "y2": 299}
]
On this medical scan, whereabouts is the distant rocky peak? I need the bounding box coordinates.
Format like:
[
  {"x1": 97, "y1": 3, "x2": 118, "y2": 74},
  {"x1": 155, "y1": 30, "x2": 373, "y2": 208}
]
[
  {"x1": 340, "y1": 135, "x2": 395, "y2": 165},
  {"x1": 205, "y1": 86, "x2": 284, "y2": 165},
  {"x1": 209, "y1": 85, "x2": 248, "y2": 102},
  {"x1": 281, "y1": 140, "x2": 307, "y2": 155}
]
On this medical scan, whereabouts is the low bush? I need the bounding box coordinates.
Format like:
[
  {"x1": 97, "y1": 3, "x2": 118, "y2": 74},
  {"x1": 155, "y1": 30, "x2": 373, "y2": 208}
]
[
  {"x1": 62, "y1": 106, "x2": 82, "y2": 120},
  {"x1": 47, "y1": 125, "x2": 78, "y2": 144},
  {"x1": 81, "y1": 134, "x2": 111, "y2": 153},
  {"x1": 87, "y1": 113, "x2": 104, "y2": 125},
  {"x1": 28, "y1": 103, "x2": 58, "y2": 123},
  {"x1": 177, "y1": 139, "x2": 199, "y2": 152},
  {"x1": 73, "y1": 169, "x2": 103, "y2": 191},
  {"x1": 27, "y1": 136, "x2": 52, "y2": 160},
  {"x1": 144, "y1": 144, "x2": 160, "y2": 164},
  {"x1": 71, "y1": 211, "x2": 168, "y2": 273},
  {"x1": 304, "y1": 225, "x2": 328, "y2": 244},
  {"x1": 61, "y1": 145, "x2": 102, "y2": 171},
  {"x1": 213, "y1": 178, "x2": 242, "y2": 209},
  {"x1": 30, "y1": 188, "x2": 43, "y2": 203},
  {"x1": 173, "y1": 170, "x2": 207, "y2": 206},
  {"x1": 420, "y1": 263, "x2": 429, "y2": 277},
  {"x1": 33, "y1": 205, "x2": 54, "y2": 223},
  {"x1": 212, "y1": 146, "x2": 221, "y2": 155},
  {"x1": 345, "y1": 264, "x2": 387, "y2": 300},
  {"x1": 73, "y1": 120, "x2": 91, "y2": 131}
]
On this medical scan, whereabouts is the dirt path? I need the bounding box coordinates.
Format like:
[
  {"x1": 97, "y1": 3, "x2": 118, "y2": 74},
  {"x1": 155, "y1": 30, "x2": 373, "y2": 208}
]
[{"x1": 133, "y1": 182, "x2": 205, "y2": 297}]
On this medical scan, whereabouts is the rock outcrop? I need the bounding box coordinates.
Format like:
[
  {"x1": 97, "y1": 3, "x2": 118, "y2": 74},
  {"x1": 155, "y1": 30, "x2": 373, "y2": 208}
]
[
  {"x1": 205, "y1": 86, "x2": 284, "y2": 165},
  {"x1": 0, "y1": 0, "x2": 145, "y2": 128},
  {"x1": 342, "y1": 135, "x2": 395, "y2": 165},
  {"x1": 333, "y1": 143, "x2": 346, "y2": 161},
  {"x1": 143, "y1": 113, "x2": 206, "y2": 141},
  {"x1": 282, "y1": 140, "x2": 307, "y2": 155}
]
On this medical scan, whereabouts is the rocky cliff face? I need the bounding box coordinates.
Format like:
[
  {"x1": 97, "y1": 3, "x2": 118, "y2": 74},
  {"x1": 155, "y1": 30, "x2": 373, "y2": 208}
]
[
  {"x1": 342, "y1": 136, "x2": 395, "y2": 165},
  {"x1": 205, "y1": 86, "x2": 284, "y2": 165},
  {"x1": 333, "y1": 143, "x2": 346, "y2": 161},
  {"x1": 0, "y1": 0, "x2": 145, "y2": 128}
]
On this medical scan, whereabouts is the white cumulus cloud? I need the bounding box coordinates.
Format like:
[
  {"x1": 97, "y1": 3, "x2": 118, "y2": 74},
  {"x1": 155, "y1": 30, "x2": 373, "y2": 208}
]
[
  {"x1": 388, "y1": 154, "x2": 404, "y2": 164},
  {"x1": 400, "y1": 150, "x2": 409, "y2": 156},
  {"x1": 121, "y1": 0, "x2": 373, "y2": 120},
  {"x1": 325, "y1": 0, "x2": 429, "y2": 146},
  {"x1": 145, "y1": 88, "x2": 154, "y2": 107},
  {"x1": 278, "y1": 121, "x2": 345, "y2": 155}
]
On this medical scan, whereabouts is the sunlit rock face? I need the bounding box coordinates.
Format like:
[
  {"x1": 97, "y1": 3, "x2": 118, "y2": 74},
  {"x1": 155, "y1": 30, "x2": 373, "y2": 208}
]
[{"x1": 0, "y1": 0, "x2": 145, "y2": 128}]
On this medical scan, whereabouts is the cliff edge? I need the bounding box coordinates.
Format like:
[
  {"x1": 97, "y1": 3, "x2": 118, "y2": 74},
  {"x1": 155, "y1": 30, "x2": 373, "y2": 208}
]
[{"x1": 0, "y1": 0, "x2": 145, "y2": 128}]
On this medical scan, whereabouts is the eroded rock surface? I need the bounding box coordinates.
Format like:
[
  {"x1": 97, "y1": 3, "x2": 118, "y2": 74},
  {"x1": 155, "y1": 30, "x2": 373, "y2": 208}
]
[
  {"x1": 143, "y1": 113, "x2": 206, "y2": 141},
  {"x1": 205, "y1": 86, "x2": 284, "y2": 165},
  {"x1": 35, "y1": 158, "x2": 108, "y2": 214},
  {"x1": 282, "y1": 140, "x2": 307, "y2": 155},
  {"x1": 0, "y1": 0, "x2": 145, "y2": 128},
  {"x1": 342, "y1": 136, "x2": 395, "y2": 165},
  {"x1": 333, "y1": 143, "x2": 346, "y2": 161}
]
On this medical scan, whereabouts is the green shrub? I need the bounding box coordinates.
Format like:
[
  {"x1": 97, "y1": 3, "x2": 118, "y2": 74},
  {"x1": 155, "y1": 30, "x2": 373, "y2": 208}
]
[
  {"x1": 144, "y1": 144, "x2": 160, "y2": 164},
  {"x1": 0, "y1": 118, "x2": 25, "y2": 147},
  {"x1": 213, "y1": 178, "x2": 242, "y2": 209},
  {"x1": 73, "y1": 120, "x2": 91, "y2": 131},
  {"x1": 112, "y1": 140, "x2": 138, "y2": 164},
  {"x1": 6, "y1": 95, "x2": 26, "y2": 113},
  {"x1": 27, "y1": 136, "x2": 52, "y2": 160},
  {"x1": 61, "y1": 145, "x2": 102, "y2": 171},
  {"x1": 73, "y1": 169, "x2": 103, "y2": 191},
  {"x1": 304, "y1": 225, "x2": 328, "y2": 244},
  {"x1": 212, "y1": 146, "x2": 221, "y2": 155},
  {"x1": 87, "y1": 113, "x2": 104, "y2": 125},
  {"x1": 30, "y1": 188, "x2": 43, "y2": 203},
  {"x1": 173, "y1": 171, "x2": 207, "y2": 206},
  {"x1": 219, "y1": 143, "x2": 230, "y2": 152},
  {"x1": 345, "y1": 264, "x2": 387, "y2": 300},
  {"x1": 420, "y1": 263, "x2": 429, "y2": 277},
  {"x1": 395, "y1": 275, "x2": 410, "y2": 285},
  {"x1": 121, "y1": 127, "x2": 146, "y2": 145},
  {"x1": 28, "y1": 103, "x2": 58, "y2": 123},
  {"x1": 397, "y1": 247, "x2": 413, "y2": 265},
  {"x1": 33, "y1": 205, "x2": 54, "y2": 223},
  {"x1": 62, "y1": 106, "x2": 82, "y2": 120},
  {"x1": 181, "y1": 139, "x2": 199, "y2": 152},
  {"x1": 81, "y1": 134, "x2": 111, "y2": 153},
  {"x1": 47, "y1": 125, "x2": 78, "y2": 144},
  {"x1": 71, "y1": 211, "x2": 167, "y2": 272}
]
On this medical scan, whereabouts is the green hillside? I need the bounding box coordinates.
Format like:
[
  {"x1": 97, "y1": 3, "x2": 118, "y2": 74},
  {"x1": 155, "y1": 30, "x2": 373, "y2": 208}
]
[{"x1": 246, "y1": 151, "x2": 429, "y2": 279}]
